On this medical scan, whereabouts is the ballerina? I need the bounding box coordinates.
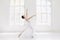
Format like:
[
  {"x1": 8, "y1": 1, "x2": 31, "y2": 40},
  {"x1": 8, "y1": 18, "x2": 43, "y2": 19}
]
[{"x1": 18, "y1": 9, "x2": 36, "y2": 38}]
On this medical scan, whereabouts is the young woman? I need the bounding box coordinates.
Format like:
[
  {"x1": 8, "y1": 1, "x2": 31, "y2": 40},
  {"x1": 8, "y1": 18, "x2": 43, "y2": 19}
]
[{"x1": 18, "y1": 9, "x2": 35, "y2": 38}]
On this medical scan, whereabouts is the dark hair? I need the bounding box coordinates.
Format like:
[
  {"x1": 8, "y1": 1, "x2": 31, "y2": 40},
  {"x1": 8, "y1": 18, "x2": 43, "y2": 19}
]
[{"x1": 21, "y1": 15, "x2": 25, "y2": 19}]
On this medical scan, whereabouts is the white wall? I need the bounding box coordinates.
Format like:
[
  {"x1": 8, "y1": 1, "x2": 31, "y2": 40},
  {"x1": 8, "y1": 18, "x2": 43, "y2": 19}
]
[
  {"x1": 0, "y1": 0, "x2": 10, "y2": 32},
  {"x1": 52, "y1": 0, "x2": 60, "y2": 32},
  {"x1": 0, "y1": 0, "x2": 22, "y2": 32},
  {"x1": 0, "y1": 0, "x2": 26, "y2": 32},
  {"x1": 0, "y1": 0, "x2": 60, "y2": 32},
  {"x1": 0, "y1": 0, "x2": 36, "y2": 32}
]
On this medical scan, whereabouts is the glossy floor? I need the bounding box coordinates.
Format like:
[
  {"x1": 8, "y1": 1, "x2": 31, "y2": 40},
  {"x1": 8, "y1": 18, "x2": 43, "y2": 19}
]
[{"x1": 0, "y1": 32, "x2": 60, "y2": 40}]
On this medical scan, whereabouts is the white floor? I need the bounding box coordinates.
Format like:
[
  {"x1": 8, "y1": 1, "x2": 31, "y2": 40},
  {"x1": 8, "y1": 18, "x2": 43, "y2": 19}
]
[{"x1": 0, "y1": 32, "x2": 60, "y2": 40}]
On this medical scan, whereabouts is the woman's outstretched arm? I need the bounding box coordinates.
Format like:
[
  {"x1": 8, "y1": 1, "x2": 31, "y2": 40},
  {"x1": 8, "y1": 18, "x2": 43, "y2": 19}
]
[
  {"x1": 27, "y1": 15, "x2": 36, "y2": 20},
  {"x1": 24, "y1": 9, "x2": 28, "y2": 18}
]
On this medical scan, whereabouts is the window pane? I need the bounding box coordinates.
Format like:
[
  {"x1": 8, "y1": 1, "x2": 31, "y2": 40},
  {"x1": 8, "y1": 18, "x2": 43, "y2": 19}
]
[
  {"x1": 10, "y1": 0, "x2": 15, "y2": 6},
  {"x1": 36, "y1": 0, "x2": 51, "y2": 25},
  {"x1": 47, "y1": 0, "x2": 51, "y2": 6},
  {"x1": 15, "y1": 0, "x2": 24, "y2": 5},
  {"x1": 42, "y1": 14, "x2": 47, "y2": 23},
  {"x1": 41, "y1": 0, "x2": 47, "y2": 6},
  {"x1": 41, "y1": 7, "x2": 47, "y2": 13},
  {"x1": 10, "y1": 0, "x2": 24, "y2": 25}
]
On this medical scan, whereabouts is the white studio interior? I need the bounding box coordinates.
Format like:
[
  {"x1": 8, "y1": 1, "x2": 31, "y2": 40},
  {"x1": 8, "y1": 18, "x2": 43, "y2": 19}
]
[{"x1": 0, "y1": 0, "x2": 60, "y2": 40}]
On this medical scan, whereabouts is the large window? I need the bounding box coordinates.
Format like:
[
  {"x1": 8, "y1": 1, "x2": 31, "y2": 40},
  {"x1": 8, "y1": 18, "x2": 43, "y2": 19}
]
[
  {"x1": 10, "y1": 0, "x2": 24, "y2": 25},
  {"x1": 36, "y1": 0, "x2": 51, "y2": 25},
  {"x1": 10, "y1": 0, "x2": 51, "y2": 26}
]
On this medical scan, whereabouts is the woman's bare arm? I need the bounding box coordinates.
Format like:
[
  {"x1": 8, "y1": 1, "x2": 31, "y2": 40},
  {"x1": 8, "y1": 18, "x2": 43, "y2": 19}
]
[
  {"x1": 24, "y1": 9, "x2": 28, "y2": 18},
  {"x1": 24, "y1": 8, "x2": 36, "y2": 21},
  {"x1": 27, "y1": 15, "x2": 36, "y2": 20}
]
